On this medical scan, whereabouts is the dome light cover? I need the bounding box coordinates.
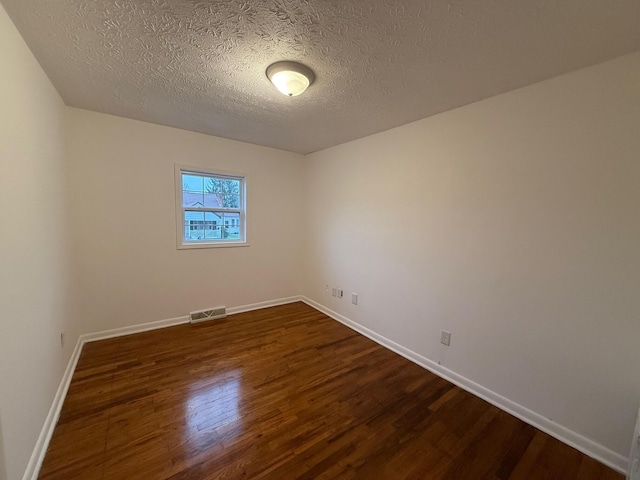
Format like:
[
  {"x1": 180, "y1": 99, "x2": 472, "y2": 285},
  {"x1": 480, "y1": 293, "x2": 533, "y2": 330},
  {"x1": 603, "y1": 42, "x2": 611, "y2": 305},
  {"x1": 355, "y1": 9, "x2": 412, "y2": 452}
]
[{"x1": 266, "y1": 61, "x2": 315, "y2": 97}]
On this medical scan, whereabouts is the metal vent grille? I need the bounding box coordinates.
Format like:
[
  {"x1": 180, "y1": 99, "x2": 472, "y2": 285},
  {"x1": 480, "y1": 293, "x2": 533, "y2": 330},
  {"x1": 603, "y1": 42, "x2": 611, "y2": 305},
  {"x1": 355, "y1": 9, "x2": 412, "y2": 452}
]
[{"x1": 190, "y1": 307, "x2": 226, "y2": 323}]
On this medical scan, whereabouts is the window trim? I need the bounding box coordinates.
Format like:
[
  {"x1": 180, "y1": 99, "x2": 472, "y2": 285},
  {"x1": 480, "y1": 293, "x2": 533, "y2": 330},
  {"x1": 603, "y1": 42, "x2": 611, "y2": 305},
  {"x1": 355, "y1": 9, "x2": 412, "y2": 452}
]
[{"x1": 175, "y1": 163, "x2": 249, "y2": 249}]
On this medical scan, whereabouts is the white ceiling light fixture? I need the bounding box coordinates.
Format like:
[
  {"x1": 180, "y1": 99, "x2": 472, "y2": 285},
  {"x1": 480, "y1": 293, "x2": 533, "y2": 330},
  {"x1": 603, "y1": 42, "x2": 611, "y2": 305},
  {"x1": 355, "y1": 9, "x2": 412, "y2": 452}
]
[{"x1": 266, "y1": 61, "x2": 315, "y2": 97}]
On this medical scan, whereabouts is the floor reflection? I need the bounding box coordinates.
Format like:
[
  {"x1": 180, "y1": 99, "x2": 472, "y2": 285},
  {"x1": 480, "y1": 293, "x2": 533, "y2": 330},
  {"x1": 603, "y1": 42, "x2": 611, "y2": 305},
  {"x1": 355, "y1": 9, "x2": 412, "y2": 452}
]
[{"x1": 184, "y1": 371, "x2": 243, "y2": 443}]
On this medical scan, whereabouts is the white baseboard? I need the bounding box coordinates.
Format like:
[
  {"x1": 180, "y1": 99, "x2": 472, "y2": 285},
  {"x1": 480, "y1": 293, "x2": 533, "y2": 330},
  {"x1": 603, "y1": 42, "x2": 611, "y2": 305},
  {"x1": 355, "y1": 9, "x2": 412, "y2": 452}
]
[
  {"x1": 23, "y1": 295, "x2": 303, "y2": 479},
  {"x1": 81, "y1": 315, "x2": 190, "y2": 343},
  {"x1": 21, "y1": 337, "x2": 84, "y2": 480},
  {"x1": 81, "y1": 296, "x2": 303, "y2": 343},
  {"x1": 300, "y1": 296, "x2": 628, "y2": 475},
  {"x1": 226, "y1": 295, "x2": 302, "y2": 315},
  {"x1": 25, "y1": 295, "x2": 628, "y2": 479}
]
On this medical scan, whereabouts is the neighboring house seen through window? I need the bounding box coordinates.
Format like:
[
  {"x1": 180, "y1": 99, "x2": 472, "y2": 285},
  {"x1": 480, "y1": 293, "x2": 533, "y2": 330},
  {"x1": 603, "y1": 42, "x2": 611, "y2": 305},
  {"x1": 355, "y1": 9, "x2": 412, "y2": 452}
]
[{"x1": 175, "y1": 165, "x2": 246, "y2": 248}]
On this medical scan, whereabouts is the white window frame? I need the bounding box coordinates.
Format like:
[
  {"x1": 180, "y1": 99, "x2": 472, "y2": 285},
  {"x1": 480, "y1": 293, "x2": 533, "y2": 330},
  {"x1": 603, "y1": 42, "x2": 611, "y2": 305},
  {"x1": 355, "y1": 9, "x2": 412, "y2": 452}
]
[{"x1": 175, "y1": 164, "x2": 248, "y2": 249}]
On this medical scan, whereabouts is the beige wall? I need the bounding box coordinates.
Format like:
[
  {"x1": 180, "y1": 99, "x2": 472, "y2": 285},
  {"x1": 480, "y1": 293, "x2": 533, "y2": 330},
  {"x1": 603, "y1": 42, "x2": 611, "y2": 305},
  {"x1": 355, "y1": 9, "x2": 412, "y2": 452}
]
[
  {"x1": 3, "y1": 2, "x2": 639, "y2": 475},
  {"x1": 304, "y1": 52, "x2": 640, "y2": 460},
  {"x1": 0, "y1": 4, "x2": 79, "y2": 480},
  {"x1": 65, "y1": 108, "x2": 305, "y2": 333}
]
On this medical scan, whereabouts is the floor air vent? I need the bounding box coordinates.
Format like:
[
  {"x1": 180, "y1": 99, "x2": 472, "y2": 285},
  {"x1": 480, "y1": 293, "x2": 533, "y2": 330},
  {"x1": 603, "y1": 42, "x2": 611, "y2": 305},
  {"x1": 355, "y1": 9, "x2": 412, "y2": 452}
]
[{"x1": 190, "y1": 306, "x2": 227, "y2": 324}]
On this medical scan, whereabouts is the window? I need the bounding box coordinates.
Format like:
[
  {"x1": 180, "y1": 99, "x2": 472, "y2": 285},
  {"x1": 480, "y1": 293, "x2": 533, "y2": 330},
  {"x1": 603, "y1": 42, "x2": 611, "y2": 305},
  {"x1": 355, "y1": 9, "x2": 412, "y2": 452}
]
[{"x1": 175, "y1": 165, "x2": 247, "y2": 248}]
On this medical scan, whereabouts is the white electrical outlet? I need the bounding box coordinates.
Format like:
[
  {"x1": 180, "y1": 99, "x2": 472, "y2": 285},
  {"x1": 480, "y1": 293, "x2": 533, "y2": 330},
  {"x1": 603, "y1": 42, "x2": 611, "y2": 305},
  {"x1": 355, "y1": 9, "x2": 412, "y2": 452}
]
[
  {"x1": 352, "y1": 293, "x2": 358, "y2": 305},
  {"x1": 332, "y1": 287, "x2": 337, "y2": 297},
  {"x1": 440, "y1": 330, "x2": 451, "y2": 346},
  {"x1": 337, "y1": 289, "x2": 344, "y2": 298}
]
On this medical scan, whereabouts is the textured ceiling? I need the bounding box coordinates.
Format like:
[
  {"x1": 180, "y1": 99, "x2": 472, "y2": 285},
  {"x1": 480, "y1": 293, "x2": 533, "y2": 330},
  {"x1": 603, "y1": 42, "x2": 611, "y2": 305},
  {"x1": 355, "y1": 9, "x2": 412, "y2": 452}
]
[{"x1": 3, "y1": 0, "x2": 640, "y2": 154}]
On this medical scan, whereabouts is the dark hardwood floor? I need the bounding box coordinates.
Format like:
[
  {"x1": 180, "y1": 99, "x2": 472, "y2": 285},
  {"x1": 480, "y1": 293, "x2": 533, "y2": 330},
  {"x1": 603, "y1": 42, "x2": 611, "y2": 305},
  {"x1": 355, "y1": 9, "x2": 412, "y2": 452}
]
[{"x1": 39, "y1": 302, "x2": 623, "y2": 479}]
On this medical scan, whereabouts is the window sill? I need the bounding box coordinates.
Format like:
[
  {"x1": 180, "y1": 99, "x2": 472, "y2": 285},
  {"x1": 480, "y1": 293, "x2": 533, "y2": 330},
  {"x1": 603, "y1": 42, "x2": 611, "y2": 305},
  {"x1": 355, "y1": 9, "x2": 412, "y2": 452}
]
[{"x1": 177, "y1": 242, "x2": 250, "y2": 250}]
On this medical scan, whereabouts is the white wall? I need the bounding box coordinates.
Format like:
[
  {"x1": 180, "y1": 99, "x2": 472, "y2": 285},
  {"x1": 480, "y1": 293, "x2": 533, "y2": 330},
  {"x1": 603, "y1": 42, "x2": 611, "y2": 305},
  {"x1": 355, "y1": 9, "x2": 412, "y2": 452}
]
[
  {"x1": 0, "y1": 4, "x2": 79, "y2": 480},
  {"x1": 304, "y1": 52, "x2": 640, "y2": 462},
  {"x1": 3, "y1": 2, "x2": 638, "y2": 474},
  {"x1": 65, "y1": 108, "x2": 305, "y2": 333}
]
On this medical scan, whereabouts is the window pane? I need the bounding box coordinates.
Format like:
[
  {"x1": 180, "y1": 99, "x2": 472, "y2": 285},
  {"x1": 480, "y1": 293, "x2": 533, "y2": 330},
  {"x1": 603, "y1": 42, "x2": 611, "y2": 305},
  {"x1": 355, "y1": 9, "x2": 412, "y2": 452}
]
[
  {"x1": 203, "y1": 192, "x2": 220, "y2": 208},
  {"x1": 178, "y1": 168, "x2": 245, "y2": 247},
  {"x1": 205, "y1": 177, "x2": 241, "y2": 208},
  {"x1": 182, "y1": 174, "x2": 204, "y2": 208},
  {"x1": 221, "y1": 212, "x2": 241, "y2": 240},
  {"x1": 203, "y1": 212, "x2": 221, "y2": 239},
  {"x1": 183, "y1": 173, "x2": 241, "y2": 209},
  {"x1": 182, "y1": 174, "x2": 204, "y2": 192},
  {"x1": 183, "y1": 191, "x2": 204, "y2": 208},
  {"x1": 184, "y1": 209, "x2": 242, "y2": 242},
  {"x1": 184, "y1": 210, "x2": 205, "y2": 240}
]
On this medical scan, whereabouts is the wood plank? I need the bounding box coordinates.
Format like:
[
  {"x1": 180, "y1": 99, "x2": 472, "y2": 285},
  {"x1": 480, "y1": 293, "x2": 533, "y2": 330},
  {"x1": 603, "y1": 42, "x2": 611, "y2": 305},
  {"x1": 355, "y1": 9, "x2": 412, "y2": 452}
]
[{"x1": 38, "y1": 302, "x2": 623, "y2": 479}]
